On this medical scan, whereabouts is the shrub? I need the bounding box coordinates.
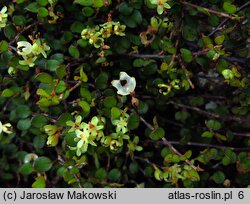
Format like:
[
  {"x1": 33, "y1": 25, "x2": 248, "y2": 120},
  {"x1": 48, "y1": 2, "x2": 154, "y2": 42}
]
[{"x1": 0, "y1": 0, "x2": 250, "y2": 187}]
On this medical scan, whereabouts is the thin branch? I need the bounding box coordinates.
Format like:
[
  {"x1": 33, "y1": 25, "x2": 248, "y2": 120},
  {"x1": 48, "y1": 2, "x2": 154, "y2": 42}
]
[
  {"x1": 208, "y1": 1, "x2": 250, "y2": 36},
  {"x1": 9, "y1": 22, "x2": 43, "y2": 45},
  {"x1": 135, "y1": 111, "x2": 200, "y2": 171},
  {"x1": 134, "y1": 156, "x2": 158, "y2": 169},
  {"x1": 128, "y1": 53, "x2": 165, "y2": 59},
  {"x1": 182, "y1": 1, "x2": 238, "y2": 20},
  {"x1": 168, "y1": 100, "x2": 250, "y2": 123},
  {"x1": 178, "y1": 56, "x2": 195, "y2": 89},
  {"x1": 51, "y1": 79, "x2": 60, "y2": 96},
  {"x1": 69, "y1": 81, "x2": 82, "y2": 92},
  {"x1": 148, "y1": 140, "x2": 250, "y2": 152}
]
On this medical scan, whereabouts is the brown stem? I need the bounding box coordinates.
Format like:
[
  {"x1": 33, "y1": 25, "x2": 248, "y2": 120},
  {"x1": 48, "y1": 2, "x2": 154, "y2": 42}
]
[
  {"x1": 181, "y1": 2, "x2": 237, "y2": 20},
  {"x1": 151, "y1": 140, "x2": 250, "y2": 152},
  {"x1": 168, "y1": 100, "x2": 250, "y2": 123},
  {"x1": 69, "y1": 81, "x2": 82, "y2": 92},
  {"x1": 50, "y1": 79, "x2": 60, "y2": 96},
  {"x1": 208, "y1": 1, "x2": 250, "y2": 36},
  {"x1": 9, "y1": 22, "x2": 43, "y2": 45},
  {"x1": 136, "y1": 112, "x2": 200, "y2": 171},
  {"x1": 178, "y1": 56, "x2": 195, "y2": 89}
]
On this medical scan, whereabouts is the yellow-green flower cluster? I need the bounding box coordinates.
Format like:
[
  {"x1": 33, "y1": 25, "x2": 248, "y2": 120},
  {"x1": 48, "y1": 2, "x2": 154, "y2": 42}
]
[
  {"x1": 0, "y1": 6, "x2": 8, "y2": 29},
  {"x1": 97, "y1": 110, "x2": 132, "y2": 152},
  {"x1": 17, "y1": 38, "x2": 50, "y2": 67},
  {"x1": 81, "y1": 21, "x2": 126, "y2": 48},
  {"x1": 66, "y1": 115, "x2": 105, "y2": 156}
]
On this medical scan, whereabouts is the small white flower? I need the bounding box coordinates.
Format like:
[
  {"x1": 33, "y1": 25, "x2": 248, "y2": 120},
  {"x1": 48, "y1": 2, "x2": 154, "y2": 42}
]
[
  {"x1": 17, "y1": 41, "x2": 33, "y2": 56},
  {"x1": 111, "y1": 72, "x2": 136, "y2": 96}
]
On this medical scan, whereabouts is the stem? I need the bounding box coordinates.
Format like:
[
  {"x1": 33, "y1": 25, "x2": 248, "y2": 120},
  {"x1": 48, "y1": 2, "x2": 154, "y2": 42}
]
[
  {"x1": 182, "y1": 2, "x2": 237, "y2": 20},
  {"x1": 9, "y1": 22, "x2": 42, "y2": 45},
  {"x1": 168, "y1": 100, "x2": 250, "y2": 123},
  {"x1": 134, "y1": 110, "x2": 200, "y2": 171},
  {"x1": 69, "y1": 81, "x2": 82, "y2": 92},
  {"x1": 208, "y1": 1, "x2": 250, "y2": 36},
  {"x1": 178, "y1": 56, "x2": 195, "y2": 89},
  {"x1": 51, "y1": 79, "x2": 60, "y2": 96},
  {"x1": 152, "y1": 140, "x2": 250, "y2": 152}
]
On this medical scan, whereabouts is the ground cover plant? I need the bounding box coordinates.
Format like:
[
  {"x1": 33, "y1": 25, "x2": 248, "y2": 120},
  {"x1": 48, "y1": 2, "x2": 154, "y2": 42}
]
[{"x1": 0, "y1": 0, "x2": 250, "y2": 188}]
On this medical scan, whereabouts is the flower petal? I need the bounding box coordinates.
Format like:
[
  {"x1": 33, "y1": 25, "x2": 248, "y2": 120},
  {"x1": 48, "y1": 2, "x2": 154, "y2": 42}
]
[{"x1": 111, "y1": 80, "x2": 122, "y2": 90}]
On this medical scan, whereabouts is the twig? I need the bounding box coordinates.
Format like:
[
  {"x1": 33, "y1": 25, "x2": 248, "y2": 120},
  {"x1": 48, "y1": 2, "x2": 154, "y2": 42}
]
[
  {"x1": 152, "y1": 140, "x2": 250, "y2": 152},
  {"x1": 134, "y1": 156, "x2": 158, "y2": 169},
  {"x1": 168, "y1": 100, "x2": 250, "y2": 123},
  {"x1": 135, "y1": 111, "x2": 200, "y2": 171},
  {"x1": 128, "y1": 53, "x2": 165, "y2": 59},
  {"x1": 69, "y1": 81, "x2": 82, "y2": 92},
  {"x1": 232, "y1": 132, "x2": 250, "y2": 138},
  {"x1": 51, "y1": 79, "x2": 60, "y2": 96},
  {"x1": 9, "y1": 22, "x2": 42, "y2": 45},
  {"x1": 182, "y1": 1, "x2": 238, "y2": 20},
  {"x1": 208, "y1": 1, "x2": 250, "y2": 36},
  {"x1": 178, "y1": 56, "x2": 195, "y2": 89}
]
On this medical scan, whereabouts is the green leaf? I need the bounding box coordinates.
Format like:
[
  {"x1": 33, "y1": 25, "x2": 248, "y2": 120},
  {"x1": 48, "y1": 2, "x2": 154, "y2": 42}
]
[
  {"x1": 35, "y1": 72, "x2": 53, "y2": 84},
  {"x1": 74, "y1": 0, "x2": 93, "y2": 6},
  {"x1": 211, "y1": 171, "x2": 225, "y2": 184},
  {"x1": 13, "y1": 15, "x2": 26, "y2": 26},
  {"x1": 80, "y1": 88, "x2": 92, "y2": 102},
  {"x1": 206, "y1": 120, "x2": 222, "y2": 130},
  {"x1": 119, "y1": 2, "x2": 133, "y2": 15},
  {"x1": 25, "y1": 3, "x2": 39, "y2": 13},
  {"x1": 182, "y1": 25, "x2": 197, "y2": 41},
  {"x1": 38, "y1": 0, "x2": 48, "y2": 6},
  {"x1": 180, "y1": 48, "x2": 193, "y2": 63},
  {"x1": 201, "y1": 131, "x2": 214, "y2": 138},
  {"x1": 78, "y1": 101, "x2": 90, "y2": 113},
  {"x1": 214, "y1": 35, "x2": 225, "y2": 45},
  {"x1": 127, "y1": 113, "x2": 140, "y2": 130},
  {"x1": 129, "y1": 162, "x2": 139, "y2": 174},
  {"x1": 56, "y1": 65, "x2": 67, "y2": 79},
  {"x1": 32, "y1": 176, "x2": 46, "y2": 188},
  {"x1": 47, "y1": 60, "x2": 60, "y2": 71},
  {"x1": 108, "y1": 168, "x2": 121, "y2": 182},
  {"x1": 111, "y1": 107, "x2": 121, "y2": 119},
  {"x1": 17, "y1": 119, "x2": 31, "y2": 131},
  {"x1": 95, "y1": 168, "x2": 107, "y2": 180},
  {"x1": 38, "y1": 7, "x2": 49, "y2": 18},
  {"x1": 175, "y1": 111, "x2": 188, "y2": 122},
  {"x1": 223, "y1": 2, "x2": 237, "y2": 14},
  {"x1": 1, "y1": 89, "x2": 14, "y2": 97},
  {"x1": 70, "y1": 21, "x2": 85, "y2": 33},
  {"x1": 16, "y1": 105, "x2": 31, "y2": 119},
  {"x1": 149, "y1": 128, "x2": 165, "y2": 141},
  {"x1": 133, "y1": 59, "x2": 145, "y2": 67},
  {"x1": 95, "y1": 72, "x2": 109, "y2": 90},
  {"x1": 222, "y1": 149, "x2": 237, "y2": 166},
  {"x1": 79, "y1": 67, "x2": 88, "y2": 82},
  {"x1": 33, "y1": 135, "x2": 46, "y2": 149},
  {"x1": 19, "y1": 163, "x2": 33, "y2": 175},
  {"x1": 93, "y1": 0, "x2": 104, "y2": 8},
  {"x1": 34, "y1": 157, "x2": 52, "y2": 172},
  {"x1": 82, "y1": 7, "x2": 94, "y2": 17},
  {"x1": 0, "y1": 40, "x2": 9, "y2": 53},
  {"x1": 103, "y1": 96, "x2": 117, "y2": 108},
  {"x1": 69, "y1": 45, "x2": 80, "y2": 59}
]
